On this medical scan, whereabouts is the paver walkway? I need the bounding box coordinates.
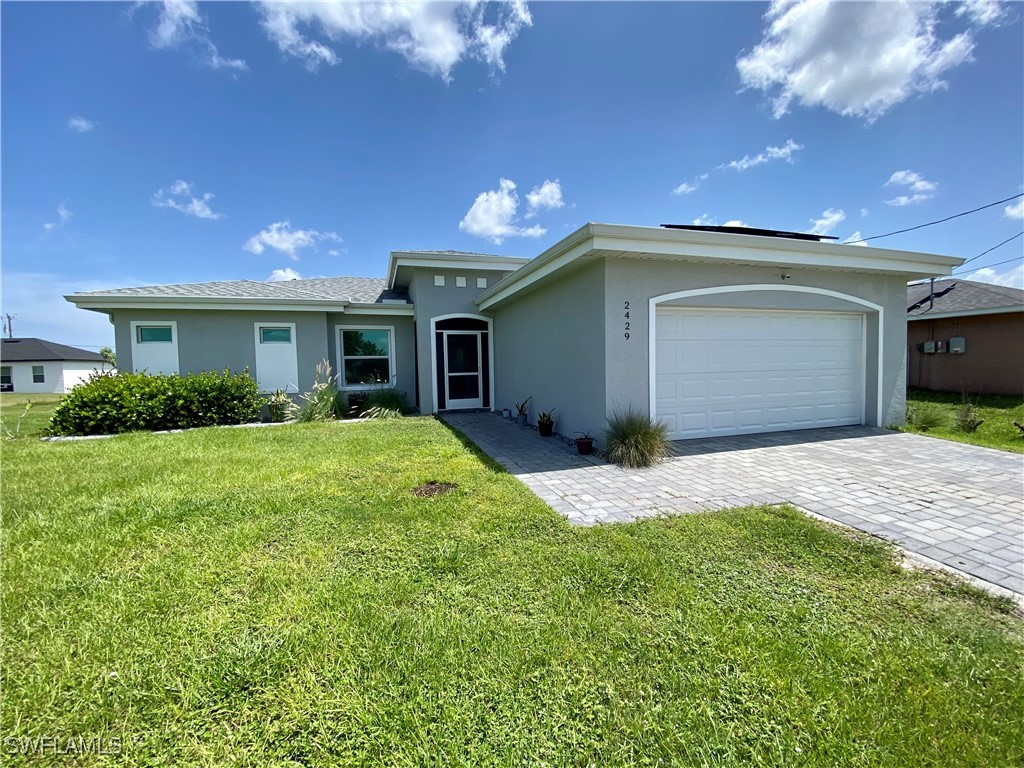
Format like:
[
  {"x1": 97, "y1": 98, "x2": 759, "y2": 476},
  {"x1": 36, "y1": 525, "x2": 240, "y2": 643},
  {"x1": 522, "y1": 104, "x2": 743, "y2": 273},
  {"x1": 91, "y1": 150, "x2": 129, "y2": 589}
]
[{"x1": 441, "y1": 412, "x2": 1024, "y2": 597}]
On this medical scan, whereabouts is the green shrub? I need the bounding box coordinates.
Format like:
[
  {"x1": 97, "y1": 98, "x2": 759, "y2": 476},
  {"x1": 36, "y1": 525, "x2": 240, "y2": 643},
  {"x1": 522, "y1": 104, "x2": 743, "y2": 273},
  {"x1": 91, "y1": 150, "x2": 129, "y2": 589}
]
[
  {"x1": 906, "y1": 403, "x2": 952, "y2": 431},
  {"x1": 604, "y1": 406, "x2": 669, "y2": 468},
  {"x1": 360, "y1": 386, "x2": 410, "y2": 419},
  {"x1": 48, "y1": 369, "x2": 263, "y2": 436},
  {"x1": 296, "y1": 360, "x2": 346, "y2": 422}
]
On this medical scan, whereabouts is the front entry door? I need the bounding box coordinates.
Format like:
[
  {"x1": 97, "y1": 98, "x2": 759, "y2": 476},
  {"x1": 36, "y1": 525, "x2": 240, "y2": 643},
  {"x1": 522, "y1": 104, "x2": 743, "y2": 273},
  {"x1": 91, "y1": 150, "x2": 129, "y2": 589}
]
[{"x1": 444, "y1": 331, "x2": 483, "y2": 409}]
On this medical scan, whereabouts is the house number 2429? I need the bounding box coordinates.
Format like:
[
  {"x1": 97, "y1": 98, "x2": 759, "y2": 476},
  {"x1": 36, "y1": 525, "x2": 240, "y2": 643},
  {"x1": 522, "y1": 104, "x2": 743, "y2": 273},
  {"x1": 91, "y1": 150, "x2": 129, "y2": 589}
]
[{"x1": 623, "y1": 301, "x2": 631, "y2": 340}]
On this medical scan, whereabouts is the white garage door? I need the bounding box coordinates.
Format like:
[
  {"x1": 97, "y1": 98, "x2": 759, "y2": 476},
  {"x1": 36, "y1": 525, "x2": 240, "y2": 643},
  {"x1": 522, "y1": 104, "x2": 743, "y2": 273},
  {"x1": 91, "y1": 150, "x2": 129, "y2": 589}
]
[{"x1": 655, "y1": 307, "x2": 864, "y2": 440}]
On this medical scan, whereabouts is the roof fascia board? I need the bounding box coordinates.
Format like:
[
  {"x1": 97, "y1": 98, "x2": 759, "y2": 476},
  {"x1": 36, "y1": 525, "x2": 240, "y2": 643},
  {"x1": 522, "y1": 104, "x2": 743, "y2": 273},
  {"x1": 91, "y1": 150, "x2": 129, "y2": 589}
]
[
  {"x1": 343, "y1": 304, "x2": 415, "y2": 316},
  {"x1": 475, "y1": 224, "x2": 595, "y2": 308},
  {"x1": 908, "y1": 305, "x2": 1024, "y2": 320},
  {"x1": 64, "y1": 295, "x2": 404, "y2": 313},
  {"x1": 476, "y1": 222, "x2": 964, "y2": 309}
]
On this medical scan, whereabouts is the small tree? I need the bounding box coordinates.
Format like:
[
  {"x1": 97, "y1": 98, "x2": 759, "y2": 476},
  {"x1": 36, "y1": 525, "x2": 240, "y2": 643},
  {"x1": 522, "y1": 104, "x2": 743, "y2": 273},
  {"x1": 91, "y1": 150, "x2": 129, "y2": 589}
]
[{"x1": 99, "y1": 346, "x2": 117, "y2": 368}]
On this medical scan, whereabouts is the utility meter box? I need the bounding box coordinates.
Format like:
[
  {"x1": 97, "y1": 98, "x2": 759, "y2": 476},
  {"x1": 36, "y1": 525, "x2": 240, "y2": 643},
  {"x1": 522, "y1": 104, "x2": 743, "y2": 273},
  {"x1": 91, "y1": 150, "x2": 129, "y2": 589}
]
[
  {"x1": 936, "y1": 340, "x2": 948, "y2": 353},
  {"x1": 949, "y1": 336, "x2": 966, "y2": 354},
  {"x1": 922, "y1": 341, "x2": 936, "y2": 353}
]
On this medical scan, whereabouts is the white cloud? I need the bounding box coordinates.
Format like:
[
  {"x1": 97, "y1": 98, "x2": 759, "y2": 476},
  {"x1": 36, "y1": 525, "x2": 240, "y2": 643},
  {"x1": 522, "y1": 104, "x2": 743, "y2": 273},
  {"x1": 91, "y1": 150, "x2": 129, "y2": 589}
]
[
  {"x1": 672, "y1": 182, "x2": 699, "y2": 196},
  {"x1": 807, "y1": 208, "x2": 846, "y2": 236},
  {"x1": 152, "y1": 180, "x2": 224, "y2": 220},
  {"x1": 147, "y1": 0, "x2": 247, "y2": 71},
  {"x1": 458, "y1": 178, "x2": 546, "y2": 243},
  {"x1": 67, "y1": 116, "x2": 97, "y2": 133},
  {"x1": 885, "y1": 169, "x2": 937, "y2": 206},
  {"x1": 860, "y1": 208, "x2": 870, "y2": 218},
  {"x1": 721, "y1": 138, "x2": 803, "y2": 172},
  {"x1": 327, "y1": 249, "x2": 341, "y2": 257},
  {"x1": 844, "y1": 231, "x2": 869, "y2": 246},
  {"x1": 42, "y1": 202, "x2": 73, "y2": 232},
  {"x1": 524, "y1": 179, "x2": 564, "y2": 218},
  {"x1": 256, "y1": 0, "x2": 532, "y2": 81},
  {"x1": 965, "y1": 262, "x2": 1024, "y2": 289},
  {"x1": 691, "y1": 213, "x2": 748, "y2": 227},
  {"x1": 955, "y1": 0, "x2": 1007, "y2": 27},
  {"x1": 736, "y1": 1, "x2": 986, "y2": 122},
  {"x1": 886, "y1": 169, "x2": 937, "y2": 193},
  {"x1": 1004, "y1": 198, "x2": 1024, "y2": 219},
  {"x1": 267, "y1": 267, "x2": 303, "y2": 282},
  {"x1": 243, "y1": 221, "x2": 342, "y2": 261}
]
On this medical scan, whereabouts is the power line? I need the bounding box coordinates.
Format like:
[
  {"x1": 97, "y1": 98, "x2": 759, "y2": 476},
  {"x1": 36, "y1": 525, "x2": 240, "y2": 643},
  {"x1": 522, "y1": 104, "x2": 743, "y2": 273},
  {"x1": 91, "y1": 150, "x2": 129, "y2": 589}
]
[
  {"x1": 954, "y1": 230, "x2": 1024, "y2": 269},
  {"x1": 954, "y1": 253, "x2": 1024, "y2": 274},
  {"x1": 845, "y1": 193, "x2": 1023, "y2": 244}
]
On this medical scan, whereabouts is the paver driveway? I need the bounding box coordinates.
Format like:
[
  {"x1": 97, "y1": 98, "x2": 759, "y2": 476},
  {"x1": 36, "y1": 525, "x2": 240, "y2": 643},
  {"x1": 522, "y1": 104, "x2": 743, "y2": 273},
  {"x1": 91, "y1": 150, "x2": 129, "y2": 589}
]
[{"x1": 442, "y1": 412, "x2": 1024, "y2": 597}]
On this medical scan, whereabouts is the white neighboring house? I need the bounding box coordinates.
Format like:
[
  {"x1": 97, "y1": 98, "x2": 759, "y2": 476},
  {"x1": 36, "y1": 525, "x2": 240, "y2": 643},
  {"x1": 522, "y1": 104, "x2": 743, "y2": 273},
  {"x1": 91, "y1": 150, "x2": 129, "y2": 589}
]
[{"x1": 0, "y1": 338, "x2": 112, "y2": 394}]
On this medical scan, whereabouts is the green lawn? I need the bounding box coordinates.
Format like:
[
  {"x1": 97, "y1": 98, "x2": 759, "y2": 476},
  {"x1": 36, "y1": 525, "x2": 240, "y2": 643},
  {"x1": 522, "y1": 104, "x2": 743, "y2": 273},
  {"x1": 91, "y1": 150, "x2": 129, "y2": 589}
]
[
  {"x1": 0, "y1": 393, "x2": 63, "y2": 438},
  {"x1": 903, "y1": 388, "x2": 1024, "y2": 453},
  {"x1": 2, "y1": 418, "x2": 1022, "y2": 766}
]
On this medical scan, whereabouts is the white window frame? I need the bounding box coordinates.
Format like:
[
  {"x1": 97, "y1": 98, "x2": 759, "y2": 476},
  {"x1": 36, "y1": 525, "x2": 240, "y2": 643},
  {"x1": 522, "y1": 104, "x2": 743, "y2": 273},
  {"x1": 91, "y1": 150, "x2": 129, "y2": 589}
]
[
  {"x1": 32, "y1": 365, "x2": 45, "y2": 384},
  {"x1": 130, "y1": 320, "x2": 179, "y2": 374},
  {"x1": 336, "y1": 325, "x2": 396, "y2": 391},
  {"x1": 253, "y1": 322, "x2": 299, "y2": 393},
  {"x1": 433, "y1": 275, "x2": 445, "y2": 287},
  {"x1": 476, "y1": 277, "x2": 488, "y2": 289},
  {"x1": 456, "y1": 276, "x2": 467, "y2": 288}
]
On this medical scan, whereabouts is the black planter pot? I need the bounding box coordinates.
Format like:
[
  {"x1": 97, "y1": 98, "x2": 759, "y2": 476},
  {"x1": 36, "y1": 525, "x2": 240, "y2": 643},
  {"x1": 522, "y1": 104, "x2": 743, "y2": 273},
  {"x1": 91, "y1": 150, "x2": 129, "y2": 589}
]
[
  {"x1": 538, "y1": 421, "x2": 554, "y2": 437},
  {"x1": 575, "y1": 438, "x2": 594, "y2": 455}
]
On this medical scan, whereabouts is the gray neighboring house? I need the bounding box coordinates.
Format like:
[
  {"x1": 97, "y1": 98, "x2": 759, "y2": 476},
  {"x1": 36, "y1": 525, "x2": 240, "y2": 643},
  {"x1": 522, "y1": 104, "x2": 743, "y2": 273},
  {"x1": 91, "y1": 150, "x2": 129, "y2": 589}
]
[{"x1": 66, "y1": 223, "x2": 961, "y2": 440}]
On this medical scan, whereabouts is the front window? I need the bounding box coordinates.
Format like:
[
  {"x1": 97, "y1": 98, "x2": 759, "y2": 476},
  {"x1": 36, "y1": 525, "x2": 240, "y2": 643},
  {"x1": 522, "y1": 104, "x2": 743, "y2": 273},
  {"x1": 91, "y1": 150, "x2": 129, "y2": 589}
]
[
  {"x1": 137, "y1": 325, "x2": 173, "y2": 343},
  {"x1": 32, "y1": 365, "x2": 45, "y2": 383},
  {"x1": 341, "y1": 328, "x2": 392, "y2": 386},
  {"x1": 0, "y1": 366, "x2": 11, "y2": 389},
  {"x1": 260, "y1": 327, "x2": 292, "y2": 344}
]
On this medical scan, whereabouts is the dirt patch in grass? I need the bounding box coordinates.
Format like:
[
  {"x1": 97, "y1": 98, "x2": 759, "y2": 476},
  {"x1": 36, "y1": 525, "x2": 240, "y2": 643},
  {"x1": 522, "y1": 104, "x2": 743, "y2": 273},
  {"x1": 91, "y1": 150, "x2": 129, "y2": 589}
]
[{"x1": 411, "y1": 481, "x2": 457, "y2": 497}]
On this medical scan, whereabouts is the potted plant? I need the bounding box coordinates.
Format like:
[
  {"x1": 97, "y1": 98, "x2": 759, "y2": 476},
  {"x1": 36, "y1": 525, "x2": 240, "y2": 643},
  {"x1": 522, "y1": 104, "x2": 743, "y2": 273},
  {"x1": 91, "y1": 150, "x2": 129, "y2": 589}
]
[
  {"x1": 574, "y1": 431, "x2": 595, "y2": 455},
  {"x1": 501, "y1": 407, "x2": 512, "y2": 420},
  {"x1": 537, "y1": 408, "x2": 555, "y2": 436},
  {"x1": 514, "y1": 396, "x2": 532, "y2": 427}
]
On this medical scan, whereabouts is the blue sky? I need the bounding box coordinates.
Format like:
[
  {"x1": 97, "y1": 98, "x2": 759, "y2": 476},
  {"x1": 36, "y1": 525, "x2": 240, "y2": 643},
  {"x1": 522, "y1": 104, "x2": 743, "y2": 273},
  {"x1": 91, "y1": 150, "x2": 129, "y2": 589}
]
[{"x1": 2, "y1": 0, "x2": 1022, "y2": 350}]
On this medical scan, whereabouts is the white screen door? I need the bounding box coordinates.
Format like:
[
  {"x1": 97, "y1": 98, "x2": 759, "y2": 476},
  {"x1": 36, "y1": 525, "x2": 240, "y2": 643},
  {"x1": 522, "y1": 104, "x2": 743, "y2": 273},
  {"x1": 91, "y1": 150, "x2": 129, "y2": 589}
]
[{"x1": 444, "y1": 331, "x2": 483, "y2": 409}]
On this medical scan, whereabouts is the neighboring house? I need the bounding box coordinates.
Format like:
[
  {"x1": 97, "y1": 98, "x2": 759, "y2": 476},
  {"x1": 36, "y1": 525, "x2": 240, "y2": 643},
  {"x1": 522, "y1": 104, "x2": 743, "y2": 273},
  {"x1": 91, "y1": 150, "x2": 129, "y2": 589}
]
[
  {"x1": 66, "y1": 223, "x2": 960, "y2": 440},
  {"x1": 907, "y1": 278, "x2": 1024, "y2": 395},
  {"x1": 0, "y1": 338, "x2": 110, "y2": 394}
]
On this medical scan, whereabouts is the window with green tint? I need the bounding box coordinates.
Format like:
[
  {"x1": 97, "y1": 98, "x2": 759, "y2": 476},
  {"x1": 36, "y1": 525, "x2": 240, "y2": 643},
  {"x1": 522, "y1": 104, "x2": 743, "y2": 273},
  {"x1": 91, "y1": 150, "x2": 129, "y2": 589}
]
[
  {"x1": 341, "y1": 328, "x2": 391, "y2": 386},
  {"x1": 0, "y1": 366, "x2": 11, "y2": 386},
  {"x1": 137, "y1": 326, "x2": 173, "y2": 343},
  {"x1": 32, "y1": 365, "x2": 45, "y2": 383},
  {"x1": 260, "y1": 327, "x2": 292, "y2": 344}
]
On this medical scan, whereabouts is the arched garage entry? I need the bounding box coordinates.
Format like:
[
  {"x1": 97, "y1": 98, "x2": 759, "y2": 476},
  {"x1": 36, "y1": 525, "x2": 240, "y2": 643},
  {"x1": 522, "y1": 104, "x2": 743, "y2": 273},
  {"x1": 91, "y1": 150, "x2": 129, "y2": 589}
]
[{"x1": 648, "y1": 285, "x2": 884, "y2": 440}]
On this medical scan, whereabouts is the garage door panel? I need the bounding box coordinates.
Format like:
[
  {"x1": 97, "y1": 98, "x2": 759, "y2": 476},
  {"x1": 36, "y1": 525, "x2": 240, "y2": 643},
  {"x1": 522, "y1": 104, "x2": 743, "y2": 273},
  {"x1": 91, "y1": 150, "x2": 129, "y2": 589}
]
[{"x1": 656, "y1": 308, "x2": 864, "y2": 439}]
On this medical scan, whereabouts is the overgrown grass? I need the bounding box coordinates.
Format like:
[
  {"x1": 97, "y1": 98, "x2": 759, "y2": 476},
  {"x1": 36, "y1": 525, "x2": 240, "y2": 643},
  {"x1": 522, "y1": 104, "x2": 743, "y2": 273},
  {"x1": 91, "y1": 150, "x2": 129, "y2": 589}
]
[
  {"x1": 2, "y1": 418, "x2": 1022, "y2": 765},
  {"x1": 903, "y1": 388, "x2": 1024, "y2": 453}
]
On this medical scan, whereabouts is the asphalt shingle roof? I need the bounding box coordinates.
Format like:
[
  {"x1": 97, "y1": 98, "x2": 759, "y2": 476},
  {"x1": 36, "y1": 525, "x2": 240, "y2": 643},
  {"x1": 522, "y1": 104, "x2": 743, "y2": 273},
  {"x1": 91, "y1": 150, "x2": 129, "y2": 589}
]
[
  {"x1": 907, "y1": 278, "x2": 1024, "y2": 316},
  {"x1": 73, "y1": 276, "x2": 409, "y2": 304},
  {"x1": 1, "y1": 338, "x2": 106, "y2": 363}
]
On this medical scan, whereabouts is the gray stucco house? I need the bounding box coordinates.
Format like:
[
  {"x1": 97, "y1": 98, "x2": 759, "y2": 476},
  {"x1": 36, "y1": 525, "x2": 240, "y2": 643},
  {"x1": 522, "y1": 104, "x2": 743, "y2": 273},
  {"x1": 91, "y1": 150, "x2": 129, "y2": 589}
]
[{"x1": 66, "y1": 223, "x2": 961, "y2": 440}]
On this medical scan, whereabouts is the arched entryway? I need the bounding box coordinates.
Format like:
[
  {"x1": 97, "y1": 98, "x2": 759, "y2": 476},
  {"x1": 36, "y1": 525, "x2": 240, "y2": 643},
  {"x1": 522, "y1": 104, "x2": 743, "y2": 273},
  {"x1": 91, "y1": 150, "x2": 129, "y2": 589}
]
[{"x1": 430, "y1": 314, "x2": 493, "y2": 412}]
